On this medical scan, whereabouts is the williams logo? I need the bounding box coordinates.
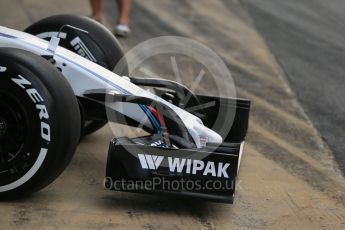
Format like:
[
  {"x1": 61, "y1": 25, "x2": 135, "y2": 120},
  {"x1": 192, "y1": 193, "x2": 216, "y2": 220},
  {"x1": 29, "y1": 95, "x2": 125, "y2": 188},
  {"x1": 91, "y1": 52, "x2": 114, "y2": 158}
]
[
  {"x1": 0, "y1": 66, "x2": 7, "y2": 72},
  {"x1": 137, "y1": 154, "x2": 230, "y2": 178},
  {"x1": 138, "y1": 154, "x2": 164, "y2": 170}
]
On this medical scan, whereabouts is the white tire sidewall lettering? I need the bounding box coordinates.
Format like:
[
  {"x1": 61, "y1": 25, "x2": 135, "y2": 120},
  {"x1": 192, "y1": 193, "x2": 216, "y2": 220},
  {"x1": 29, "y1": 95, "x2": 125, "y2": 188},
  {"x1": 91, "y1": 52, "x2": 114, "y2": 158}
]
[{"x1": 0, "y1": 72, "x2": 50, "y2": 192}]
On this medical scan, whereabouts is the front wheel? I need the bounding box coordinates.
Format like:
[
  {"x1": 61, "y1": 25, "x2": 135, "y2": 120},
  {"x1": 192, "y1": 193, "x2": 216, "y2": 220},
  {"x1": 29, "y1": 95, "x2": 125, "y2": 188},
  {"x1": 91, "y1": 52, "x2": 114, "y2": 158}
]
[
  {"x1": 25, "y1": 14, "x2": 129, "y2": 136},
  {"x1": 0, "y1": 48, "x2": 81, "y2": 198}
]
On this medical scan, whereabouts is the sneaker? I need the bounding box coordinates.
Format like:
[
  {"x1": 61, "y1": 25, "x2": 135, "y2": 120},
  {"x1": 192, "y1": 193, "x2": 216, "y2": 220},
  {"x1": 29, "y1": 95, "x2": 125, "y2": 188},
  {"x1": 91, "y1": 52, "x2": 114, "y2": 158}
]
[{"x1": 114, "y1": 24, "x2": 131, "y2": 37}]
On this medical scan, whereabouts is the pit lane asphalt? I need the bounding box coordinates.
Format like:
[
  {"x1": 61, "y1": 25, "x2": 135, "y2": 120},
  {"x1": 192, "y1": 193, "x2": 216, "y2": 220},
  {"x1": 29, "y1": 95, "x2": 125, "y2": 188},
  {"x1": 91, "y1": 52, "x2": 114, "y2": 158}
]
[{"x1": 240, "y1": 0, "x2": 345, "y2": 175}]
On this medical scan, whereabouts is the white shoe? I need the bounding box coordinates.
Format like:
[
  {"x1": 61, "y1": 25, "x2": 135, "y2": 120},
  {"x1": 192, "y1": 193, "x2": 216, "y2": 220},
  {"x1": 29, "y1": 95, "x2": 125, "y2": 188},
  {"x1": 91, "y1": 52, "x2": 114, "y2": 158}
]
[{"x1": 114, "y1": 24, "x2": 131, "y2": 37}]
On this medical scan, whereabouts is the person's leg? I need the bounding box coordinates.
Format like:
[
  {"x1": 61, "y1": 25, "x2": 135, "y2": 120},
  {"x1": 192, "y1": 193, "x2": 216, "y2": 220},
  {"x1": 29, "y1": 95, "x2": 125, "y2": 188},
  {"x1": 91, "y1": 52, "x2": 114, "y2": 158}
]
[
  {"x1": 116, "y1": 0, "x2": 131, "y2": 25},
  {"x1": 90, "y1": 0, "x2": 102, "y2": 22},
  {"x1": 114, "y1": 0, "x2": 131, "y2": 36}
]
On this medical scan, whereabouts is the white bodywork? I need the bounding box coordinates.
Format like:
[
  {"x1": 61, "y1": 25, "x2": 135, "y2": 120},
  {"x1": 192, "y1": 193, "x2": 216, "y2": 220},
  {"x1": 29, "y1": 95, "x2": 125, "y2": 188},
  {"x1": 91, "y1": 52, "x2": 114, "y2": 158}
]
[{"x1": 0, "y1": 26, "x2": 222, "y2": 148}]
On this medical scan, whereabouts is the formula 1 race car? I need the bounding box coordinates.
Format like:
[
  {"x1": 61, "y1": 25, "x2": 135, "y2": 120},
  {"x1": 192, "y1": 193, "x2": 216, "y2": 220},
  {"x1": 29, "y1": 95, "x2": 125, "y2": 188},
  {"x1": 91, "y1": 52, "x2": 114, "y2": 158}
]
[{"x1": 0, "y1": 15, "x2": 250, "y2": 203}]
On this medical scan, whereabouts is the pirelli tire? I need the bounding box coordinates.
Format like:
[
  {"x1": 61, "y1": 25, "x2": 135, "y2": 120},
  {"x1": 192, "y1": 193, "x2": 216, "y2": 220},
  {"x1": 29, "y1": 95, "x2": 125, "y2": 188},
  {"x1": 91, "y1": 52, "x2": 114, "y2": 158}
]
[
  {"x1": 0, "y1": 48, "x2": 81, "y2": 199},
  {"x1": 25, "y1": 14, "x2": 129, "y2": 136}
]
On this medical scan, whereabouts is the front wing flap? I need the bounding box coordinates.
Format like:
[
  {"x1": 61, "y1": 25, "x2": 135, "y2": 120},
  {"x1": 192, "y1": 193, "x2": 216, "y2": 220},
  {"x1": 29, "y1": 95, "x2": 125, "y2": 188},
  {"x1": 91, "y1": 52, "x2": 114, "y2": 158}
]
[
  {"x1": 101, "y1": 86, "x2": 250, "y2": 203},
  {"x1": 105, "y1": 136, "x2": 244, "y2": 203}
]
